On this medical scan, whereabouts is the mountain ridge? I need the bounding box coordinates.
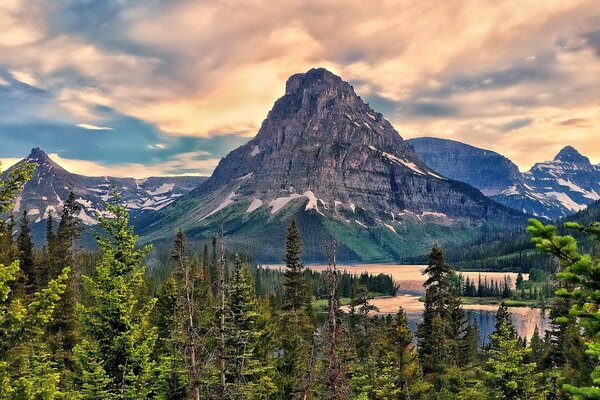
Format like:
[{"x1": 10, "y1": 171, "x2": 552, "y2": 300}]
[
  {"x1": 137, "y1": 68, "x2": 526, "y2": 262},
  {"x1": 409, "y1": 137, "x2": 600, "y2": 219}
]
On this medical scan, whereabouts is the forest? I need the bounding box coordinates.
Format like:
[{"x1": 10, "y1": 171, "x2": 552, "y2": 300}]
[{"x1": 3, "y1": 162, "x2": 600, "y2": 400}]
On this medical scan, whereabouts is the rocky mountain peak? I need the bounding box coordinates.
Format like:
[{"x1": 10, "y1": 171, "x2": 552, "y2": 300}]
[
  {"x1": 24, "y1": 147, "x2": 63, "y2": 171},
  {"x1": 27, "y1": 147, "x2": 51, "y2": 162},
  {"x1": 285, "y1": 67, "x2": 350, "y2": 95},
  {"x1": 554, "y1": 145, "x2": 591, "y2": 166}
]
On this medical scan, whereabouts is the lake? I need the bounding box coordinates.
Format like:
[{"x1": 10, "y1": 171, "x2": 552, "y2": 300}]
[{"x1": 265, "y1": 263, "x2": 549, "y2": 341}]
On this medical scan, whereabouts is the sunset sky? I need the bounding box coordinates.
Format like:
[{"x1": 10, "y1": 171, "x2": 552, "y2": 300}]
[{"x1": 1, "y1": 0, "x2": 599, "y2": 177}]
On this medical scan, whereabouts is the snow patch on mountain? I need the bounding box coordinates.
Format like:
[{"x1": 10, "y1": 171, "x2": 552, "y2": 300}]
[
  {"x1": 269, "y1": 194, "x2": 302, "y2": 214},
  {"x1": 246, "y1": 198, "x2": 263, "y2": 213},
  {"x1": 200, "y1": 192, "x2": 237, "y2": 221}
]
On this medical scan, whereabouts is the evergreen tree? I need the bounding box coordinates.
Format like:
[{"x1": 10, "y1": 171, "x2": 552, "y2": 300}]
[
  {"x1": 282, "y1": 220, "x2": 311, "y2": 312},
  {"x1": 484, "y1": 307, "x2": 540, "y2": 399},
  {"x1": 0, "y1": 159, "x2": 71, "y2": 399},
  {"x1": 225, "y1": 254, "x2": 276, "y2": 398},
  {"x1": 460, "y1": 324, "x2": 480, "y2": 367},
  {"x1": 73, "y1": 192, "x2": 161, "y2": 399},
  {"x1": 16, "y1": 210, "x2": 34, "y2": 291},
  {"x1": 528, "y1": 218, "x2": 600, "y2": 398},
  {"x1": 45, "y1": 191, "x2": 82, "y2": 387},
  {"x1": 372, "y1": 307, "x2": 430, "y2": 399},
  {"x1": 171, "y1": 229, "x2": 203, "y2": 400},
  {"x1": 322, "y1": 242, "x2": 349, "y2": 400},
  {"x1": 417, "y1": 245, "x2": 461, "y2": 375}
]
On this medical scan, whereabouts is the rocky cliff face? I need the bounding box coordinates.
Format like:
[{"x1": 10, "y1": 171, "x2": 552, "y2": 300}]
[
  {"x1": 140, "y1": 68, "x2": 525, "y2": 261},
  {"x1": 188, "y1": 68, "x2": 523, "y2": 222},
  {"x1": 409, "y1": 138, "x2": 600, "y2": 220},
  {"x1": 3, "y1": 148, "x2": 206, "y2": 229},
  {"x1": 511, "y1": 146, "x2": 600, "y2": 218},
  {"x1": 407, "y1": 137, "x2": 522, "y2": 196}
]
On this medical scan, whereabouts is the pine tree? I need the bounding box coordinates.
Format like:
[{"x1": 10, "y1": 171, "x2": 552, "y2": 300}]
[
  {"x1": 0, "y1": 159, "x2": 70, "y2": 399},
  {"x1": 16, "y1": 210, "x2": 34, "y2": 291},
  {"x1": 417, "y1": 245, "x2": 461, "y2": 375},
  {"x1": 45, "y1": 191, "x2": 82, "y2": 387},
  {"x1": 73, "y1": 192, "x2": 160, "y2": 399},
  {"x1": 484, "y1": 307, "x2": 540, "y2": 399},
  {"x1": 225, "y1": 254, "x2": 276, "y2": 398},
  {"x1": 282, "y1": 220, "x2": 311, "y2": 313},
  {"x1": 372, "y1": 307, "x2": 430, "y2": 399}
]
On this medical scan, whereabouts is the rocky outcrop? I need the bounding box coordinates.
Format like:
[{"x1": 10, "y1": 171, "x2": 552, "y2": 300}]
[
  {"x1": 409, "y1": 138, "x2": 600, "y2": 220},
  {"x1": 408, "y1": 137, "x2": 522, "y2": 196},
  {"x1": 139, "y1": 68, "x2": 526, "y2": 261},
  {"x1": 187, "y1": 68, "x2": 523, "y2": 223},
  {"x1": 3, "y1": 148, "x2": 206, "y2": 227}
]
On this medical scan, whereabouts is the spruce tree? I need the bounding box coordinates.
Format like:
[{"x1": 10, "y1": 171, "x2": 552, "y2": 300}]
[
  {"x1": 276, "y1": 220, "x2": 315, "y2": 398},
  {"x1": 73, "y1": 192, "x2": 160, "y2": 399},
  {"x1": 484, "y1": 307, "x2": 540, "y2": 399},
  {"x1": 0, "y1": 160, "x2": 70, "y2": 399},
  {"x1": 171, "y1": 229, "x2": 203, "y2": 400},
  {"x1": 46, "y1": 191, "x2": 82, "y2": 386},
  {"x1": 321, "y1": 241, "x2": 349, "y2": 400},
  {"x1": 528, "y1": 218, "x2": 600, "y2": 398},
  {"x1": 16, "y1": 210, "x2": 34, "y2": 291},
  {"x1": 372, "y1": 307, "x2": 429, "y2": 399},
  {"x1": 417, "y1": 245, "x2": 462, "y2": 375},
  {"x1": 282, "y1": 220, "x2": 311, "y2": 312},
  {"x1": 225, "y1": 254, "x2": 276, "y2": 398}
]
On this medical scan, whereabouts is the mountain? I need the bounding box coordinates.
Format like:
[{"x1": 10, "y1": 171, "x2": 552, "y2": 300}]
[
  {"x1": 138, "y1": 68, "x2": 526, "y2": 262},
  {"x1": 409, "y1": 138, "x2": 600, "y2": 220},
  {"x1": 407, "y1": 137, "x2": 522, "y2": 196},
  {"x1": 3, "y1": 148, "x2": 206, "y2": 242}
]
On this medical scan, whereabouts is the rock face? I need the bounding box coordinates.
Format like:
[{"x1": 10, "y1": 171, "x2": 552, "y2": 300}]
[
  {"x1": 409, "y1": 138, "x2": 600, "y2": 220},
  {"x1": 140, "y1": 68, "x2": 525, "y2": 261},
  {"x1": 3, "y1": 148, "x2": 206, "y2": 231},
  {"x1": 407, "y1": 137, "x2": 522, "y2": 196}
]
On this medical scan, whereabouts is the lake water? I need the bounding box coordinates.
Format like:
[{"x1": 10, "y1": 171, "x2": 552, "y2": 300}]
[{"x1": 265, "y1": 263, "x2": 549, "y2": 342}]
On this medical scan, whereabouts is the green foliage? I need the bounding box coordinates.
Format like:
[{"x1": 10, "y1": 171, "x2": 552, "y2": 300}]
[
  {"x1": 0, "y1": 161, "x2": 70, "y2": 399},
  {"x1": 484, "y1": 309, "x2": 541, "y2": 399},
  {"x1": 417, "y1": 245, "x2": 465, "y2": 377},
  {"x1": 73, "y1": 191, "x2": 160, "y2": 399},
  {"x1": 528, "y1": 217, "x2": 600, "y2": 398}
]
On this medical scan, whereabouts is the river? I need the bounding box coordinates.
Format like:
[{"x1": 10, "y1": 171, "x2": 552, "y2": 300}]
[{"x1": 265, "y1": 263, "x2": 549, "y2": 342}]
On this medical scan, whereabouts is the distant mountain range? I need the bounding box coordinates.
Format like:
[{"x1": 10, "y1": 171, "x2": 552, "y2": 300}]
[
  {"x1": 137, "y1": 68, "x2": 526, "y2": 262},
  {"x1": 408, "y1": 138, "x2": 600, "y2": 220},
  {"x1": 2, "y1": 147, "x2": 206, "y2": 243},
  {"x1": 5, "y1": 70, "x2": 596, "y2": 262}
]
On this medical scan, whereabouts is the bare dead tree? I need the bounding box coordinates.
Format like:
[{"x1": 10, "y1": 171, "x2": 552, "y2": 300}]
[
  {"x1": 217, "y1": 220, "x2": 227, "y2": 398},
  {"x1": 322, "y1": 240, "x2": 349, "y2": 400},
  {"x1": 171, "y1": 229, "x2": 201, "y2": 400}
]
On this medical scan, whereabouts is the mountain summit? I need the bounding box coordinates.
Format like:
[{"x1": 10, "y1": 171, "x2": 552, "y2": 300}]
[
  {"x1": 2, "y1": 148, "x2": 206, "y2": 244},
  {"x1": 554, "y1": 145, "x2": 592, "y2": 167},
  {"x1": 140, "y1": 68, "x2": 525, "y2": 261},
  {"x1": 409, "y1": 139, "x2": 600, "y2": 219}
]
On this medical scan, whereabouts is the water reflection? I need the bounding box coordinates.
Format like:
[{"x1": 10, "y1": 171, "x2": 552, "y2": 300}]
[{"x1": 265, "y1": 264, "x2": 548, "y2": 341}]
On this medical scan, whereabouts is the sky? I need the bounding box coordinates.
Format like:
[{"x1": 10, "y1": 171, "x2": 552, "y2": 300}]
[{"x1": 0, "y1": 0, "x2": 599, "y2": 177}]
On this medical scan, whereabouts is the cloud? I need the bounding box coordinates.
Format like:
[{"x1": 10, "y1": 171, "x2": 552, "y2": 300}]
[
  {"x1": 76, "y1": 123, "x2": 113, "y2": 131},
  {"x1": 499, "y1": 118, "x2": 534, "y2": 132},
  {"x1": 48, "y1": 152, "x2": 219, "y2": 178},
  {"x1": 0, "y1": 0, "x2": 600, "y2": 172}
]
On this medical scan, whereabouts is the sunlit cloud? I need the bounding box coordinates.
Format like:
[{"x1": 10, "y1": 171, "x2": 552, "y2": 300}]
[
  {"x1": 0, "y1": 0, "x2": 599, "y2": 174},
  {"x1": 76, "y1": 123, "x2": 114, "y2": 131}
]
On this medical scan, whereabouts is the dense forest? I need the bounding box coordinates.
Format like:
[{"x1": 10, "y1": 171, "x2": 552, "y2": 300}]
[{"x1": 3, "y1": 161, "x2": 600, "y2": 399}]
